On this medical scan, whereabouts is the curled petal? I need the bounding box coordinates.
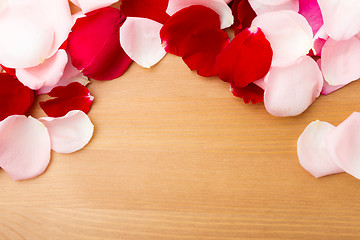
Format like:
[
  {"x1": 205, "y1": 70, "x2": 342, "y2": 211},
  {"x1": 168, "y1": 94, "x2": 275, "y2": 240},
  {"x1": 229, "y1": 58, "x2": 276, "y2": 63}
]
[
  {"x1": 40, "y1": 82, "x2": 94, "y2": 117},
  {"x1": 68, "y1": 7, "x2": 132, "y2": 80},
  {"x1": 264, "y1": 56, "x2": 323, "y2": 117},
  {"x1": 0, "y1": 3, "x2": 55, "y2": 68},
  {"x1": 321, "y1": 36, "x2": 360, "y2": 86},
  {"x1": 325, "y1": 112, "x2": 360, "y2": 179},
  {"x1": 216, "y1": 27, "x2": 272, "y2": 87},
  {"x1": 120, "y1": 0, "x2": 169, "y2": 24},
  {"x1": 297, "y1": 120, "x2": 343, "y2": 178},
  {"x1": 251, "y1": 10, "x2": 313, "y2": 67},
  {"x1": 248, "y1": 0, "x2": 299, "y2": 15},
  {"x1": 16, "y1": 49, "x2": 68, "y2": 90},
  {"x1": 120, "y1": 17, "x2": 166, "y2": 68},
  {"x1": 39, "y1": 110, "x2": 94, "y2": 153},
  {"x1": 166, "y1": 0, "x2": 234, "y2": 29},
  {"x1": 231, "y1": 0, "x2": 256, "y2": 35},
  {"x1": 0, "y1": 115, "x2": 51, "y2": 181},
  {"x1": 317, "y1": 0, "x2": 360, "y2": 41},
  {"x1": 0, "y1": 73, "x2": 34, "y2": 121},
  {"x1": 70, "y1": 0, "x2": 118, "y2": 14}
]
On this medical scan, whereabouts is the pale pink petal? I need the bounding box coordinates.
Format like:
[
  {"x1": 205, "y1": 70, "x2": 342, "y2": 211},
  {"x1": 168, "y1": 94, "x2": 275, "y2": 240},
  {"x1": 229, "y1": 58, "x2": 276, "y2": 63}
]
[
  {"x1": 317, "y1": 0, "x2": 360, "y2": 41},
  {"x1": 0, "y1": 115, "x2": 51, "y2": 181},
  {"x1": 264, "y1": 56, "x2": 323, "y2": 116},
  {"x1": 248, "y1": 0, "x2": 299, "y2": 15},
  {"x1": 297, "y1": 120, "x2": 343, "y2": 178},
  {"x1": 0, "y1": 0, "x2": 7, "y2": 10},
  {"x1": 253, "y1": 78, "x2": 266, "y2": 90},
  {"x1": 72, "y1": 0, "x2": 118, "y2": 14},
  {"x1": 325, "y1": 112, "x2": 360, "y2": 179},
  {"x1": 251, "y1": 10, "x2": 313, "y2": 67},
  {"x1": 39, "y1": 110, "x2": 94, "y2": 154},
  {"x1": 312, "y1": 27, "x2": 328, "y2": 56},
  {"x1": 16, "y1": 49, "x2": 68, "y2": 90},
  {"x1": 0, "y1": 3, "x2": 55, "y2": 68},
  {"x1": 318, "y1": 58, "x2": 346, "y2": 95},
  {"x1": 120, "y1": 17, "x2": 166, "y2": 68},
  {"x1": 321, "y1": 36, "x2": 360, "y2": 86},
  {"x1": 166, "y1": 0, "x2": 234, "y2": 29}
]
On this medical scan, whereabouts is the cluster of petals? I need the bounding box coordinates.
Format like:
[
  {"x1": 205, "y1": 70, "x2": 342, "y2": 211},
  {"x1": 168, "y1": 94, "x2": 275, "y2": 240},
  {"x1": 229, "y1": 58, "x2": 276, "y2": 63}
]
[{"x1": 297, "y1": 113, "x2": 360, "y2": 179}]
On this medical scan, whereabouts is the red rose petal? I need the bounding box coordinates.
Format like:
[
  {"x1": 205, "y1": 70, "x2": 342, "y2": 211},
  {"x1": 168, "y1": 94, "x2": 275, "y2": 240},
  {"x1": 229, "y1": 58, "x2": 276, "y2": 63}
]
[
  {"x1": 67, "y1": 7, "x2": 132, "y2": 80},
  {"x1": 0, "y1": 73, "x2": 34, "y2": 121},
  {"x1": 40, "y1": 82, "x2": 93, "y2": 117},
  {"x1": 231, "y1": 0, "x2": 257, "y2": 35},
  {"x1": 215, "y1": 27, "x2": 272, "y2": 88},
  {"x1": 231, "y1": 82, "x2": 264, "y2": 104},
  {"x1": 0, "y1": 65, "x2": 16, "y2": 78},
  {"x1": 120, "y1": 0, "x2": 170, "y2": 24}
]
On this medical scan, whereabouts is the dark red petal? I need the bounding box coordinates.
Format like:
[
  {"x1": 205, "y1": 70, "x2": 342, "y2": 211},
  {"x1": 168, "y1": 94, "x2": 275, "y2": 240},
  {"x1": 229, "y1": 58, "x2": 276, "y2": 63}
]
[
  {"x1": 67, "y1": 7, "x2": 132, "y2": 80},
  {"x1": 182, "y1": 27, "x2": 229, "y2": 77},
  {"x1": 215, "y1": 27, "x2": 272, "y2": 88},
  {"x1": 120, "y1": 0, "x2": 170, "y2": 24},
  {"x1": 231, "y1": 0, "x2": 257, "y2": 35},
  {"x1": 40, "y1": 82, "x2": 93, "y2": 117},
  {"x1": 231, "y1": 82, "x2": 264, "y2": 104},
  {"x1": 0, "y1": 73, "x2": 34, "y2": 121},
  {"x1": 1, "y1": 65, "x2": 16, "y2": 78},
  {"x1": 160, "y1": 5, "x2": 221, "y2": 56}
]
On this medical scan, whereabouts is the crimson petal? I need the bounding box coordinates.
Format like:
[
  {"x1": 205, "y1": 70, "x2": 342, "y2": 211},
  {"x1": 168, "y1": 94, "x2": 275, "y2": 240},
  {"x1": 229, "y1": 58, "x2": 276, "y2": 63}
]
[
  {"x1": 40, "y1": 82, "x2": 93, "y2": 117},
  {"x1": 120, "y1": 0, "x2": 170, "y2": 24},
  {"x1": 67, "y1": 7, "x2": 132, "y2": 80},
  {"x1": 231, "y1": 82, "x2": 264, "y2": 104},
  {"x1": 215, "y1": 27, "x2": 272, "y2": 88},
  {"x1": 0, "y1": 73, "x2": 34, "y2": 121},
  {"x1": 231, "y1": 0, "x2": 257, "y2": 35}
]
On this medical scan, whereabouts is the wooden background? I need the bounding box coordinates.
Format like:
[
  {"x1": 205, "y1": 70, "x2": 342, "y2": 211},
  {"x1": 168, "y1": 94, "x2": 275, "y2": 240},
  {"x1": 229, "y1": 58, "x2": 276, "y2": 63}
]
[{"x1": 1, "y1": 53, "x2": 360, "y2": 239}]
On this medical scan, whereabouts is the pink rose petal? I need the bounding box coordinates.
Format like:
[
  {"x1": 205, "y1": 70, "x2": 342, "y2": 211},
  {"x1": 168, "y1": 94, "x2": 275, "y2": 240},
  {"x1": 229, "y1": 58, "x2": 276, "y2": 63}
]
[
  {"x1": 16, "y1": 49, "x2": 68, "y2": 90},
  {"x1": 120, "y1": 17, "x2": 166, "y2": 68},
  {"x1": 39, "y1": 110, "x2": 94, "y2": 154},
  {"x1": 321, "y1": 36, "x2": 360, "y2": 86},
  {"x1": 70, "y1": 0, "x2": 118, "y2": 14},
  {"x1": 298, "y1": 0, "x2": 323, "y2": 35},
  {"x1": 251, "y1": 10, "x2": 313, "y2": 67},
  {"x1": 317, "y1": 0, "x2": 360, "y2": 41},
  {"x1": 248, "y1": 0, "x2": 299, "y2": 15},
  {"x1": 297, "y1": 120, "x2": 343, "y2": 178},
  {"x1": 264, "y1": 56, "x2": 323, "y2": 117},
  {"x1": 325, "y1": 112, "x2": 360, "y2": 180},
  {"x1": 0, "y1": 115, "x2": 51, "y2": 181},
  {"x1": 166, "y1": 0, "x2": 234, "y2": 29}
]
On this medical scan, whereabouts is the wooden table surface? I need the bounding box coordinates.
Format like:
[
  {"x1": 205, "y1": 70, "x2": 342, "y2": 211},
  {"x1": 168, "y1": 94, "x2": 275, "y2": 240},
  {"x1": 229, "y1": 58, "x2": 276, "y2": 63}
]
[{"x1": 1, "y1": 53, "x2": 360, "y2": 239}]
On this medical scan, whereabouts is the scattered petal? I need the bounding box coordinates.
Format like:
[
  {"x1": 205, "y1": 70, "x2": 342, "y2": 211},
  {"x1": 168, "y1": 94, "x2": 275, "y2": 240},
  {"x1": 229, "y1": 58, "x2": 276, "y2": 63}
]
[
  {"x1": 231, "y1": 82, "x2": 264, "y2": 104},
  {"x1": 298, "y1": 0, "x2": 323, "y2": 35},
  {"x1": 39, "y1": 110, "x2": 94, "y2": 153},
  {"x1": 297, "y1": 120, "x2": 343, "y2": 178},
  {"x1": 0, "y1": 73, "x2": 34, "y2": 121},
  {"x1": 321, "y1": 36, "x2": 360, "y2": 86},
  {"x1": 68, "y1": 7, "x2": 132, "y2": 80},
  {"x1": 71, "y1": 0, "x2": 118, "y2": 14},
  {"x1": 251, "y1": 10, "x2": 313, "y2": 67},
  {"x1": 264, "y1": 56, "x2": 323, "y2": 117},
  {"x1": 166, "y1": 0, "x2": 234, "y2": 29},
  {"x1": 120, "y1": 17, "x2": 166, "y2": 68},
  {"x1": 16, "y1": 49, "x2": 68, "y2": 90},
  {"x1": 40, "y1": 82, "x2": 94, "y2": 117},
  {"x1": 248, "y1": 0, "x2": 299, "y2": 15},
  {"x1": 230, "y1": 0, "x2": 256, "y2": 35},
  {"x1": 0, "y1": 115, "x2": 50, "y2": 181}
]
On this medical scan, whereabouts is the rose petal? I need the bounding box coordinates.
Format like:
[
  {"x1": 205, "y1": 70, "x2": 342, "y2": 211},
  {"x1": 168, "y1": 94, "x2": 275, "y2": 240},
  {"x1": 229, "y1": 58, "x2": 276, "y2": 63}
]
[
  {"x1": 216, "y1": 27, "x2": 272, "y2": 88},
  {"x1": 297, "y1": 120, "x2": 343, "y2": 178},
  {"x1": 0, "y1": 3, "x2": 55, "y2": 68},
  {"x1": 71, "y1": 0, "x2": 118, "y2": 14},
  {"x1": 40, "y1": 82, "x2": 94, "y2": 117},
  {"x1": 264, "y1": 56, "x2": 323, "y2": 117},
  {"x1": 120, "y1": 0, "x2": 170, "y2": 24},
  {"x1": 0, "y1": 115, "x2": 50, "y2": 181},
  {"x1": 230, "y1": 82, "x2": 264, "y2": 104},
  {"x1": 16, "y1": 49, "x2": 68, "y2": 90},
  {"x1": 166, "y1": 0, "x2": 234, "y2": 29},
  {"x1": 317, "y1": 0, "x2": 360, "y2": 41},
  {"x1": 325, "y1": 112, "x2": 360, "y2": 179},
  {"x1": 298, "y1": 0, "x2": 323, "y2": 35},
  {"x1": 68, "y1": 7, "x2": 132, "y2": 80},
  {"x1": 251, "y1": 10, "x2": 313, "y2": 67},
  {"x1": 321, "y1": 36, "x2": 360, "y2": 86},
  {"x1": 120, "y1": 17, "x2": 166, "y2": 68},
  {"x1": 248, "y1": 0, "x2": 299, "y2": 15},
  {"x1": 0, "y1": 73, "x2": 34, "y2": 121},
  {"x1": 39, "y1": 110, "x2": 94, "y2": 153},
  {"x1": 231, "y1": 0, "x2": 256, "y2": 35}
]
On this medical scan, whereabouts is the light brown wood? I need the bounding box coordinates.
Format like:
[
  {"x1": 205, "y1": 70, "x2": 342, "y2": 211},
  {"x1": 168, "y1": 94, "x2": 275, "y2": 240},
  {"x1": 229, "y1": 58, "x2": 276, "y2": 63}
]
[{"x1": 2, "y1": 54, "x2": 360, "y2": 239}]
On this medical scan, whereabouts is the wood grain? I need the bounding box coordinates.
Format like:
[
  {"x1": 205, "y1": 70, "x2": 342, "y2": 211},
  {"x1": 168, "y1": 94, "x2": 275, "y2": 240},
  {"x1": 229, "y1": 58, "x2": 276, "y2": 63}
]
[{"x1": 2, "y1": 54, "x2": 360, "y2": 239}]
